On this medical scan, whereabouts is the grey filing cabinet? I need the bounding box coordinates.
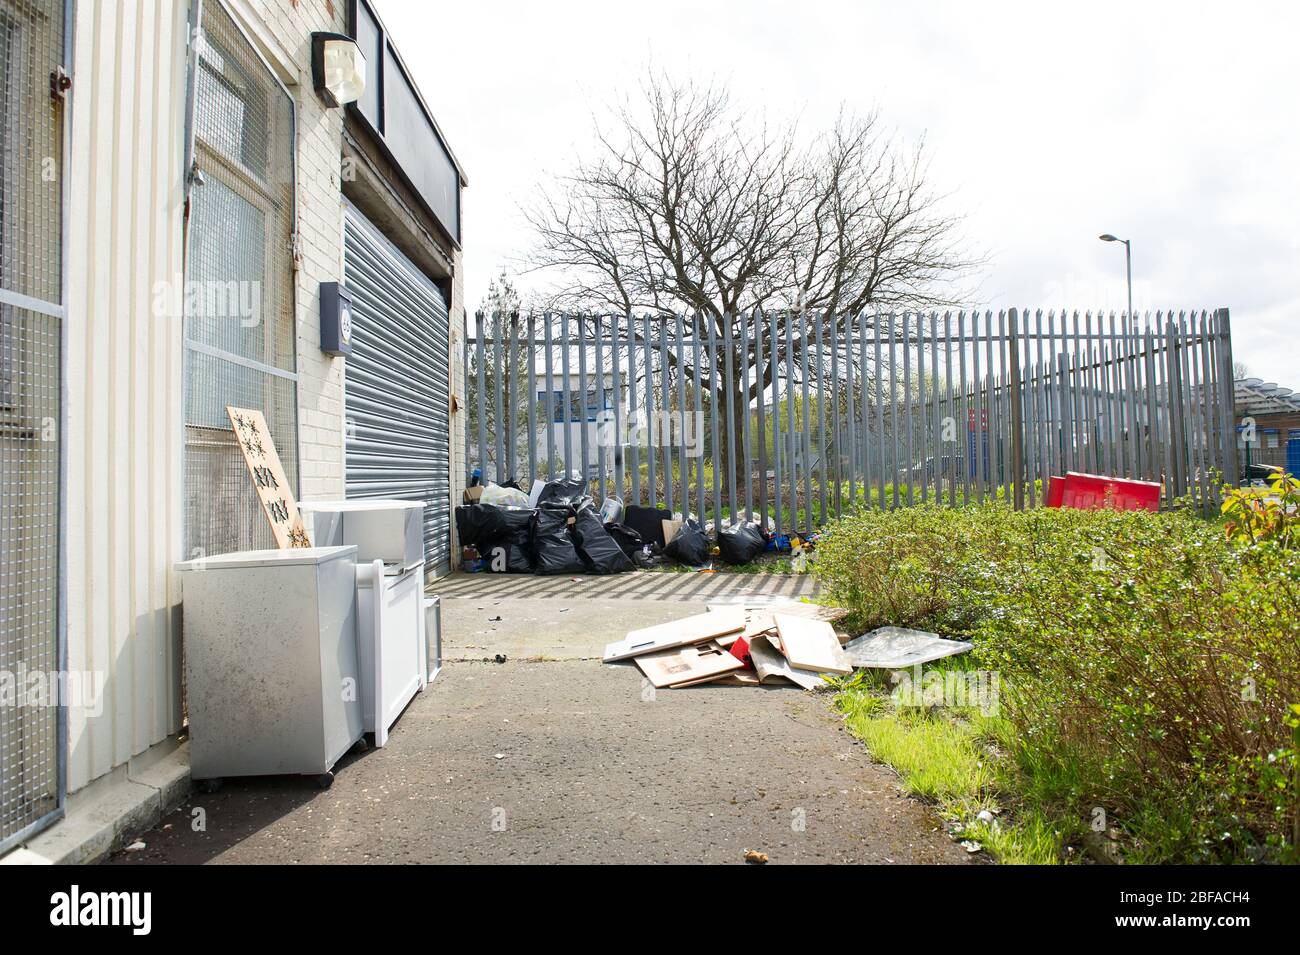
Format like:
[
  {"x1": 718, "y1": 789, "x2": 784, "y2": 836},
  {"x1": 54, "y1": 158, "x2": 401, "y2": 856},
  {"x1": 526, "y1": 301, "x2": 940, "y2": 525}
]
[{"x1": 176, "y1": 546, "x2": 364, "y2": 788}]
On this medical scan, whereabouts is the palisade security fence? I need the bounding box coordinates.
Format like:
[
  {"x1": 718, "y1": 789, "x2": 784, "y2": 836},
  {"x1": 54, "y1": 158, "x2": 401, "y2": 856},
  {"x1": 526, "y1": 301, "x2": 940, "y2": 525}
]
[{"x1": 466, "y1": 309, "x2": 1237, "y2": 536}]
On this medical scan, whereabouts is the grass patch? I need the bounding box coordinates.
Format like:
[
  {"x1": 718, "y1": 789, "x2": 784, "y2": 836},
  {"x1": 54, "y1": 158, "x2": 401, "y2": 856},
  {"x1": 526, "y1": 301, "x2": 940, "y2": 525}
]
[{"x1": 834, "y1": 671, "x2": 1064, "y2": 865}]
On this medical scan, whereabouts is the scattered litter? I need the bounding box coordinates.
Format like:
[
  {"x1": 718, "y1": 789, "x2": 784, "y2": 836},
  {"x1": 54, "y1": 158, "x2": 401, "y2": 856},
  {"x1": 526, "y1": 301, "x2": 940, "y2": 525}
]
[
  {"x1": 494, "y1": 753, "x2": 507, "y2": 760},
  {"x1": 493, "y1": 654, "x2": 507, "y2": 664},
  {"x1": 488, "y1": 615, "x2": 502, "y2": 622},
  {"x1": 601, "y1": 599, "x2": 852, "y2": 690},
  {"x1": 976, "y1": 809, "x2": 996, "y2": 825},
  {"x1": 125, "y1": 841, "x2": 146, "y2": 852},
  {"x1": 842, "y1": 627, "x2": 973, "y2": 669},
  {"x1": 601, "y1": 599, "x2": 972, "y2": 693},
  {"x1": 960, "y1": 840, "x2": 983, "y2": 854},
  {"x1": 743, "y1": 849, "x2": 769, "y2": 864}
]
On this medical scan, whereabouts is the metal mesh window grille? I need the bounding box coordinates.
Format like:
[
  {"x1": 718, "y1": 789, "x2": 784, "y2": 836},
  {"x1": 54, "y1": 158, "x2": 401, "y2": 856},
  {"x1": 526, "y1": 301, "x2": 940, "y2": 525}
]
[
  {"x1": 183, "y1": 0, "x2": 297, "y2": 560},
  {"x1": 0, "y1": 0, "x2": 63, "y2": 852}
]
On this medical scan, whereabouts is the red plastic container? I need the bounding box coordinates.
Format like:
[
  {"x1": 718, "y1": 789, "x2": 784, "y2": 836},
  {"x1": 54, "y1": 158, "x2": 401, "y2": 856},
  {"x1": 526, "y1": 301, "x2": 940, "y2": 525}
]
[
  {"x1": 1046, "y1": 475, "x2": 1066, "y2": 508},
  {"x1": 1050, "y1": 471, "x2": 1161, "y2": 512}
]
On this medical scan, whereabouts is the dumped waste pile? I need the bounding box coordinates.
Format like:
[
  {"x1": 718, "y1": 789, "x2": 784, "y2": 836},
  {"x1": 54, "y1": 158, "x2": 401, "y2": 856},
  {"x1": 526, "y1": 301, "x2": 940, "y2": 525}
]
[
  {"x1": 456, "y1": 476, "x2": 811, "y2": 575},
  {"x1": 601, "y1": 600, "x2": 974, "y2": 689}
]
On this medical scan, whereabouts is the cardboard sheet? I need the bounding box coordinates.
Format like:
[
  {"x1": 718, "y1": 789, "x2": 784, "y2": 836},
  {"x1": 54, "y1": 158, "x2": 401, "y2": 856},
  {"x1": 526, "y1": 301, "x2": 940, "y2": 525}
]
[
  {"x1": 635, "y1": 640, "x2": 745, "y2": 688},
  {"x1": 842, "y1": 627, "x2": 974, "y2": 669},
  {"x1": 773, "y1": 613, "x2": 853, "y2": 675},
  {"x1": 602, "y1": 605, "x2": 746, "y2": 662}
]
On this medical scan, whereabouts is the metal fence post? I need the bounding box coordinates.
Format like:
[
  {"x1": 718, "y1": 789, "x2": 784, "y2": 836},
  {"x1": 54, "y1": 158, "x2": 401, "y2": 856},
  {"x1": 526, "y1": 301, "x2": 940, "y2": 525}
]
[{"x1": 1008, "y1": 308, "x2": 1025, "y2": 510}]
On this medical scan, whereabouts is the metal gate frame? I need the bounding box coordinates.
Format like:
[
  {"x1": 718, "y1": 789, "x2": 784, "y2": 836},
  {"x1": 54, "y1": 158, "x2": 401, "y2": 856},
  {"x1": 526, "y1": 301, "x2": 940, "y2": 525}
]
[{"x1": 0, "y1": 0, "x2": 73, "y2": 856}]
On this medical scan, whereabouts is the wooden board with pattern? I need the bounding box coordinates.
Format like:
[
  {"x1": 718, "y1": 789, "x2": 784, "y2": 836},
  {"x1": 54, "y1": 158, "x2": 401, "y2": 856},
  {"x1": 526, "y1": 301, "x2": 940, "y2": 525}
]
[{"x1": 226, "y1": 406, "x2": 312, "y2": 549}]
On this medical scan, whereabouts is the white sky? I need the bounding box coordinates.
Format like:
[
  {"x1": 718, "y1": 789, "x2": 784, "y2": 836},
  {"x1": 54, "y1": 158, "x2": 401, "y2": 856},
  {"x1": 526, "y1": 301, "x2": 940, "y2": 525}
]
[{"x1": 377, "y1": 0, "x2": 1299, "y2": 387}]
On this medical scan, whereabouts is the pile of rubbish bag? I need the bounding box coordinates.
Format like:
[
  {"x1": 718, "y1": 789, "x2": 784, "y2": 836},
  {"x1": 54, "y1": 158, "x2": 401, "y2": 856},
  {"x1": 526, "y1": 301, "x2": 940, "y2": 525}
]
[
  {"x1": 457, "y1": 477, "x2": 777, "y2": 575},
  {"x1": 457, "y1": 478, "x2": 634, "y2": 575}
]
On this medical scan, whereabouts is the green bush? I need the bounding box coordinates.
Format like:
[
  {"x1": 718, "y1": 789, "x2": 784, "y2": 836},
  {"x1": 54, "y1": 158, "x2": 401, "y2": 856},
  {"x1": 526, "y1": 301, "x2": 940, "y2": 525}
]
[{"x1": 815, "y1": 503, "x2": 1300, "y2": 862}]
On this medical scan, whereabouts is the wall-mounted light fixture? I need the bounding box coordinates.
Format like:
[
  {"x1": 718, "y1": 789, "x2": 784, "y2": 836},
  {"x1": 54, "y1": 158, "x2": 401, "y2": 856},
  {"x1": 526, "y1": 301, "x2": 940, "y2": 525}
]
[
  {"x1": 319, "y1": 282, "x2": 354, "y2": 356},
  {"x1": 311, "y1": 32, "x2": 366, "y2": 108}
]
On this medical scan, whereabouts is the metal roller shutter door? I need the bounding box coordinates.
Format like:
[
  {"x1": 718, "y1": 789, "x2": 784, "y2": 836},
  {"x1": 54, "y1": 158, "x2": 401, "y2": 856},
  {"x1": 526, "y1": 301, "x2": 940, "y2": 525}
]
[{"x1": 343, "y1": 203, "x2": 451, "y2": 575}]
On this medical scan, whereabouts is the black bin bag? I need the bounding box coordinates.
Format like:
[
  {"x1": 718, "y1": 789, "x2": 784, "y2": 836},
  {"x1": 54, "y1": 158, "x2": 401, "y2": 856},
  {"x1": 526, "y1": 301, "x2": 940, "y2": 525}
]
[
  {"x1": 536, "y1": 477, "x2": 587, "y2": 507},
  {"x1": 603, "y1": 522, "x2": 644, "y2": 559},
  {"x1": 481, "y1": 507, "x2": 535, "y2": 573},
  {"x1": 717, "y1": 521, "x2": 766, "y2": 565},
  {"x1": 531, "y1": 505, "x2": 586, "y2": 575},
  {"x1": 571, "y1": 505, "x2": 633, "y2": 574},
  {"x1": 455, "y1": 503, "x2": 506, "y2": 550},
  {"x1": 664, "y1": 517, "x2": 710, "y2": 566}
]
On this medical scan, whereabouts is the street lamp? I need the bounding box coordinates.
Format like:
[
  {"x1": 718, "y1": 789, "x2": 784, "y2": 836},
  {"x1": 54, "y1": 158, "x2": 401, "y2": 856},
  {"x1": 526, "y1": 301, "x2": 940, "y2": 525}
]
[{"x1": 1098, "y1": 234, "x2": 1133, "y2": 320}]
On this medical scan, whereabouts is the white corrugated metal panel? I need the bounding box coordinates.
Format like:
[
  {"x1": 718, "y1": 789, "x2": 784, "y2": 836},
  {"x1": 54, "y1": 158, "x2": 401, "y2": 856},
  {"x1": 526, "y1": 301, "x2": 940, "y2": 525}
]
[
  {"x1": 63, "y1": 0, "x2": 188, "y2": 792},
  {"x1": 342, "y1": 203, "x2": 452, "y2": 574}
]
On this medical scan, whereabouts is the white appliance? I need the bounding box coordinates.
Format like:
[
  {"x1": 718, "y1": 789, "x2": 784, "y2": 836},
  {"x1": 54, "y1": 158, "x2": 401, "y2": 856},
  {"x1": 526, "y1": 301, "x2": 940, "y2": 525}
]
[
  {"x1": 356, "y1": 559, "x2": 424, "y2": 747},
  {"x1": 175, "y1": 546, "x2": 363, "y2": 788},
  {"x1": 299, "y1": 499, "x2": 424, "y2": 572},
  {"x1": 424, "y1": 594, "x2": 442, "y2": 684}
]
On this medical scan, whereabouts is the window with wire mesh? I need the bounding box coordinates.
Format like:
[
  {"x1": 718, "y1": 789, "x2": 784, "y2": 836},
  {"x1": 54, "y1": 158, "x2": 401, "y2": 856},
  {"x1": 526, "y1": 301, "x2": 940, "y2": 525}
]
[
  {"x1": 0, "y1": 0, "x2": 64, "y2": 847},
  {"x1": 183, "y1": 0, "x2": 297, "y2": 559}
]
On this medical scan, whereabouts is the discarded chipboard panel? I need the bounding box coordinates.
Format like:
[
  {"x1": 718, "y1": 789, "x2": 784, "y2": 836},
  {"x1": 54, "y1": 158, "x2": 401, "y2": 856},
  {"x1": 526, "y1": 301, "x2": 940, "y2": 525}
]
[
  {"x1": 842, "y1": 627, "x2": 974, "y2": 669},
  {"x1": 635, "y1": 640, "x2": 745, "y2": 688},
  {"x1": 602, "y1": 606, "x2": 745, "y2": 663},
  {"x1": 773, "y1": 613, "x2": 852, "y2": 675},
  {"x1": 706, "y1": 599, "x2": 850, "y2": 648}
]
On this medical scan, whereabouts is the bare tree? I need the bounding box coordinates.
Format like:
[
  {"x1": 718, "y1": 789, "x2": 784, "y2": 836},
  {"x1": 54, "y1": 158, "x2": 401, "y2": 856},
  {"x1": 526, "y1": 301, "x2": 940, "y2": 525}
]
[{"x1": 525, "y1": 72, "x2": 977, "y2": 495}]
